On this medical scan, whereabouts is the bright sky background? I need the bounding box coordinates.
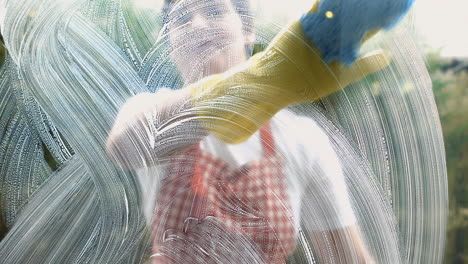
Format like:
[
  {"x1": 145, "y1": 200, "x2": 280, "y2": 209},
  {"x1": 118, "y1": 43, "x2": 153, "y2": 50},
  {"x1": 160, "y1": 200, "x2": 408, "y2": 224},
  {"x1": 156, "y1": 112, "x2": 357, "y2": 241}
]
[
  {"x1": 136, "y1": 0, "x2": 468, "y2": 58},
  {"x1": 254, "y1": 0, "x2": 468, "y2": 58},
  {"x1": 413, "y1": 0, "x2": 468, "y2": 57}
]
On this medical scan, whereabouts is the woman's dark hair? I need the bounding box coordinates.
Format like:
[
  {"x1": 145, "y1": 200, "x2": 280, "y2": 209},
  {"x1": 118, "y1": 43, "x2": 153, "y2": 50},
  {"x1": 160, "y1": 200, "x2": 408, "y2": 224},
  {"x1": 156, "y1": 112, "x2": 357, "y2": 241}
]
[{"x1": 162, "y1": 0, "x2": 253, "y2": 35}]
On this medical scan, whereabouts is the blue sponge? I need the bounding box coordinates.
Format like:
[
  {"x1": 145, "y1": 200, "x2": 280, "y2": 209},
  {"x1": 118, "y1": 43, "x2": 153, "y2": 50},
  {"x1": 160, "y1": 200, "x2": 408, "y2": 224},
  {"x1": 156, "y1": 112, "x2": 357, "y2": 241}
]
[{"x1": 300, "y1": 0, "x2": 414, "y2": 65}]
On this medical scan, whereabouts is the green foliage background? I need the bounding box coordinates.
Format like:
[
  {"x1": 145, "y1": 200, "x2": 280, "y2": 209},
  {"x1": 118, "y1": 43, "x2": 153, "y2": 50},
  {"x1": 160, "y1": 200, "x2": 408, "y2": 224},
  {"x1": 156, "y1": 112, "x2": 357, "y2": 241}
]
[{"x1": 427, "y1": 52, "x2": 468, "y2": 264}]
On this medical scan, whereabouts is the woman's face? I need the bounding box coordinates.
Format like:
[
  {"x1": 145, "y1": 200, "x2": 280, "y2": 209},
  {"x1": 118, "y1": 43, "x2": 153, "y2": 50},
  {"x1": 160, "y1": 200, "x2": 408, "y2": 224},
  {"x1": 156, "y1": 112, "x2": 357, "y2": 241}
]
[{"x1": 166, "y1": 0, "x2": 253, "y2": 84}]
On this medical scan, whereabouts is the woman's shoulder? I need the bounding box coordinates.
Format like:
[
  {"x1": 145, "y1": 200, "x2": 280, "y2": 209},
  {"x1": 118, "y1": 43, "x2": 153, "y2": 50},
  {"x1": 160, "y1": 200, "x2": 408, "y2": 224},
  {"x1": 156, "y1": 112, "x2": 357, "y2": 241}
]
[
  {"x1": 271, "y1": 110, "x2": 330, "y2": 142},
  {"x1": 270, "y1": 110, "x2": 339, "y2": 166}
]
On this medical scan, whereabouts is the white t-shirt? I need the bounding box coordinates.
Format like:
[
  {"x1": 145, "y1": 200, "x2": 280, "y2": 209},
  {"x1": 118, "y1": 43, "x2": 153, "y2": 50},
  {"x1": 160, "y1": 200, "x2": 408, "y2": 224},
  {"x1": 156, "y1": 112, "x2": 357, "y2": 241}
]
[{"x1": 137, "y1": 110, "x2": 356, "y2": 232}]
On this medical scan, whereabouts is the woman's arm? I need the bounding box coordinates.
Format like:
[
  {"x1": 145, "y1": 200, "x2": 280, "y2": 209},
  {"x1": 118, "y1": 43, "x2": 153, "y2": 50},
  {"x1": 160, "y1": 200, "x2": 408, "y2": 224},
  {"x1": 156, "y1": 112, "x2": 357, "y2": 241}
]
[
  {"x1": 309, "y1": 225, "x2": 376, "y2": 264},
  {"x1": 295, "y1": 117, "x2": 375, "y2": 263}
]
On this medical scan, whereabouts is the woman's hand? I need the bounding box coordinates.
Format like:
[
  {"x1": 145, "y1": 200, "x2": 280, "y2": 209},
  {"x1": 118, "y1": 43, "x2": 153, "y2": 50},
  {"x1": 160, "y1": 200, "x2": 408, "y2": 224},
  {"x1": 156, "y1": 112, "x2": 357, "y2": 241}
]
[{"x1": 301, "y1": 0, "x2": 414, "y2": 64}]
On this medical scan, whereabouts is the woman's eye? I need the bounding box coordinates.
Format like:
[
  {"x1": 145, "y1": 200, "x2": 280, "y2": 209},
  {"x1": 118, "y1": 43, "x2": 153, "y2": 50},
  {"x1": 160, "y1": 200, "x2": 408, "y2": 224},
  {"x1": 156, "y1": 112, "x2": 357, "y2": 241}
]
[
  {"x1": 180, "y1": 13, "x2": 194, "y2": 24},
  {"x1": 171, "y1": 12, "x2": 193, "y2": 26},
  {"x1": 205, "y1": 7, "x2": 226, "y2": 18}
]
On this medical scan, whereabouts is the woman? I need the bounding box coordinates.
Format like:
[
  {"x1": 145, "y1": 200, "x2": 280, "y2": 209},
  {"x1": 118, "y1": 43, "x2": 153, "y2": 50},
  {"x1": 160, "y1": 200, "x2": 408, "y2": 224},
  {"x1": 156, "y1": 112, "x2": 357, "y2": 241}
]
[{"x1": 106, "y1": 0, "x2": 411, "y2": 262}]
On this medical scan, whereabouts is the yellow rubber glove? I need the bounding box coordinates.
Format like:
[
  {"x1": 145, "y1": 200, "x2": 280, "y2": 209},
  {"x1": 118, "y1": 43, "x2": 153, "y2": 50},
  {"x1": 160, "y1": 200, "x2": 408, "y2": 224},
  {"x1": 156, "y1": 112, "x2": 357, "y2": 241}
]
[{"x1": 189, "y1": 7, "x2": 391, "y2": 144}]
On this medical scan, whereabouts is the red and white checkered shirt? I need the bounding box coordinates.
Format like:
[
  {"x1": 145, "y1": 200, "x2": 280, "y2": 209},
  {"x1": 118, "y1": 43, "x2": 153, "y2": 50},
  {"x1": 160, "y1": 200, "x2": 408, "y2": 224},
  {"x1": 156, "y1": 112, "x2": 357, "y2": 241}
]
[{"x1": 151, "y1": 123, "x2": 297, "y2": 263}]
